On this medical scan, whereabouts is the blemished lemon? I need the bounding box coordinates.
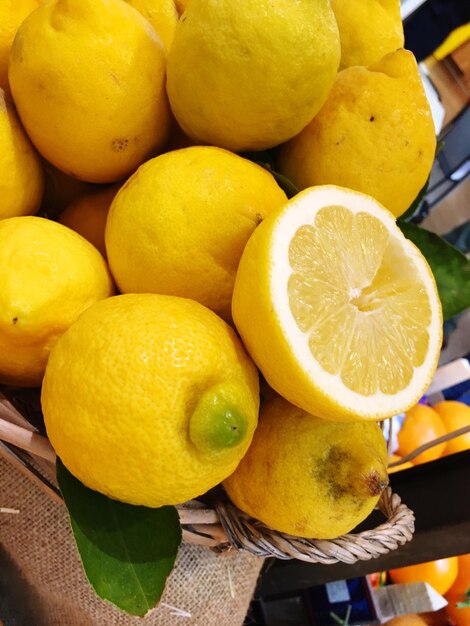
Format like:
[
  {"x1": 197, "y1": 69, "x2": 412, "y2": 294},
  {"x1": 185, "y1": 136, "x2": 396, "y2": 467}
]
[
  {"x1": 9, "y1": 0, "x2": 170, "y2": 183},
  {"x1": 42, "y1": 294, "x2": 259, "y2": 507},
  {"x1": 397, "y1": 404, "x2": 446, "y2": 464},
  {"x1": 224, "y1": 395, "x2": 388, "y2": 539},
  {"x1": 167, "y1": 0, "x2": 340, "y2": 152},
  {"x1": 59, "y1": 185, "x2": 120, "y2": 258},
  {"x1": 277, "y1": 49, "x2": 436, "y2": 218},
  {"x1": 0, "y1": 89, "x2": 44, "y2": 220},
  {"x1": 105, "y1": 146, "x2": 287, "y2": 322},
  {"x1": 0, "y1": 0, "x2": 38, "y2": 92},
  {"x1": 331, "y1": 0, "x2": 404, "y2": 69},
  {"x1": 232, "y1": 185, "x2": 443, "y2": 422},
  {"x1": 432, "y1": 400, "x2": 470, "y2": 456},
  {"x1": 124, "y1": 0, "x2": 178, "y2": 50},
  {"x1": 0, "y1": 216, "x2": 114, "y2": 386}
]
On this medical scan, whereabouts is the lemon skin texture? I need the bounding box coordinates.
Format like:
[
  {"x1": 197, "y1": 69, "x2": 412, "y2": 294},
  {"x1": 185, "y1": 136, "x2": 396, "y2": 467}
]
[
  {"x1": 278, "y1": 49, "x2": 436, "y2": 218},
  {"x1": 224, "y1": 395, "x2": 388, "y2": 539},
  {"x1": 124, "y1": 0, "x2": 178, "y2": 50},
  {"x1": 0, "y1": 89, "x2": 44, "y2": 220},
  {"x1": 331, "y1": 0, "x2": 404, "y2": 69},
  {"x1": 9, "y1": 0, "x2": 170, "y2": 183},
  {"x1": 167, "y1": 0, "x2": 340, "y2": 152},
  {"x1": 0, "y1": 0, "x2": 38, "y2": 93},
  {"x1": 105, "y1": 146, "x2": 287, "y2": 322},
  {"x1": 42, "y1": 294, "x2": 260, "y2": 507},
  {"x1": 0, "y1": 216, "x2": 114, "y2": 386}
]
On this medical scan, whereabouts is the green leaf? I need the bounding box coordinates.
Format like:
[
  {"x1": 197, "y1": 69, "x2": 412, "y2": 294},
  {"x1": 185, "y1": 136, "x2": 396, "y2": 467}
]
[
  {"x1": 398, "y1": 221, "x2": 470, "y2": 320},
  {"x1": 456, "y1": 588, "x2": 470, "y2": 609},
  {"x1": 57, "y1": 459, "x2": 182, "y2": 617}
]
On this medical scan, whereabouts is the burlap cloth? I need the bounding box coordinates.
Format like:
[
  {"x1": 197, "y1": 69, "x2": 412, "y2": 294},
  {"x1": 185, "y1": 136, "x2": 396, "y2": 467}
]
[{"x1": 0, "y1": 459, "x2": 264, "y2": 625}]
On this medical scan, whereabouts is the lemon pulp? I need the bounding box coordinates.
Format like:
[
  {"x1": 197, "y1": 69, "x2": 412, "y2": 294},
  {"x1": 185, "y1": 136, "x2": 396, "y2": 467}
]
[{"x1": 288, "y1": 205, "x2": 431, "y2": 396}]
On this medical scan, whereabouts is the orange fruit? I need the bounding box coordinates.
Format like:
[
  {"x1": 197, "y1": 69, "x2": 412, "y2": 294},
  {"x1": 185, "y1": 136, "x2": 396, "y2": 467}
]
[
  {"x1": 389, "y1": 558, "x2": 459, "y2": 596},
  {"x1": 384, "y1": 616, "x2": 428, "y2": 626},
  {"x1": 433, "y1": 401, "x2": 470, "y2": 456},
  {"x1": 446, "y1": 554, "x2": 470, "y2": 626},
  {"x1": 397, "y1": 404, "x2": 446, "y2": 465},
  {"x1": 388, "y1": 454, "x2": 413, "y2": 473}
]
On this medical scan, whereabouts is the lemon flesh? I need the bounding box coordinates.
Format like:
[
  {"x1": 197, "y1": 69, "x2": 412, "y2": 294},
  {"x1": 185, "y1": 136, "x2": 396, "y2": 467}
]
[
  {"x1": 232, "y1": 185, "x2": 443, "y2": 422},
  {"x1": 289, "y1": 205, "x2": 431, "y2": 396}
]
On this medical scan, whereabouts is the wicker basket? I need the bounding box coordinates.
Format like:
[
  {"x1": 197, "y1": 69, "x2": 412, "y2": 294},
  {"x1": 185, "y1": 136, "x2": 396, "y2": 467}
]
[{"x1": 0, "y1": 388, "x2": 417, "y2": 567}]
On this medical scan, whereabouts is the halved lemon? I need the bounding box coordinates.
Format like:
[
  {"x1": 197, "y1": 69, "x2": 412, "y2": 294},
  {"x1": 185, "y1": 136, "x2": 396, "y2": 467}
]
[{"x1": 232, "y1": 186, "x2": 442, "y2": 421}]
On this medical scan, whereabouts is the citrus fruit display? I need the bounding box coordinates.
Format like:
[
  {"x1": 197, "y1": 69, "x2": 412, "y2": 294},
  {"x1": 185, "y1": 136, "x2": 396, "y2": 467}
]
[
  {"x1": 330, "y1": 0, "x2": 404, "y2": 69},
  {"x1": 389, "y1": 558, "x2": 459, "y2": 596},
  {"x1": 0, "y1": 89, "x2": 43, "y2": 220},
  {"x1": 8, "y1": 0, "x2": 170, "y2": 183},
  {"x1": 433, "y1": 401, "x2": 470, "y2": 456},
  {"x1": 224, "y1": 394, "x2": 388, "y2": 538},
  {"x1": 105, "y1": 146, "x2": 287, "y2": 321},
  {"x1": 166, "y1": 0, "x2": 340, "y2": 151},
  {"x1": 41, "y1": 162, "x2": 96, "y2": 217},
  {"x1": 0, "y1": 0, "x2": 37, "y2": 92},
  {"x1": 277, "y1": 49, "x2": 436, "y2": 218},
  {"x1": 232, "y1": 185, "x2": 443, "y2": 422},
  {"x1": 0, "y1": 216, "x2": 114, "y2": 386},
  {"x1": 42, "y1": 294, "x2": 259, "y2": 507},
  {"x1": 397, "y1": 404, "x2": 447, "y2": 464},
  {"x1": 59, "y1": 185, "x2": 120, "y2": 258},
  {"x1": 124, "y1": 0, "x2": 178, "y2": 50}
]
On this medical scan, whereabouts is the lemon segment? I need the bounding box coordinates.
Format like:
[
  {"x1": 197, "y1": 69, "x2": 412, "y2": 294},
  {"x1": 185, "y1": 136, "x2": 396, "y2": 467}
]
[{"x1": 232, "y1": 185, "x2": 443, "y2": 421}]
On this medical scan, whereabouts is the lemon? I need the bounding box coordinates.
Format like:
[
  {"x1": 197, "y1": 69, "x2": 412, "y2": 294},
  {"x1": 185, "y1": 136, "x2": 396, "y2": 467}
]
[
  {"x1": 9, "y1": 0, "x2": 170, "y2": 183},
  {"x1": 42, "y1": 162, "x2": 96, "y2": 217},
  {"x1": 224, "y1": 395, "x2": 388, "y2": 538},
  {"x1": 124, "y1": 0, "x2": 178, "y2": 50},
  {"x1": 331, "y1": 0, "x2": 404, "y2": 69},
  {"x1": 59, "y1": 185, "x2": 119, "y2": 258},
  {"x1": 0, "y1": 0, "x2": 38, "y2": 93},
  {"x1": 278, "y1": 49, "x2": 436, "y2": 218},
  {"x1": 105, "y1": 146, "x2": 287, "y2": 322},
  {"x1": 167, "y1": 0, "x2": 340, "y2": 152},
  {"x1": 232, "y1": 185, "x2": 443, "y2": 422},
  {"x1": 42, "y1": 294, "x2": 259, "y2": 507},
  {"x1": 0, "y1": 216, "x2": 114, "y2": 386},
  {"x1": 0, "y1": 89, "x2": 44, "y2": 220}
]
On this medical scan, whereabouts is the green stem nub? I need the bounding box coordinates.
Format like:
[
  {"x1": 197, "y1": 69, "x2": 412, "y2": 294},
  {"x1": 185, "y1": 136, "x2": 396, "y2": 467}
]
[{"x1": 189, "y1": 385, "x2": 248, "y2": 454}]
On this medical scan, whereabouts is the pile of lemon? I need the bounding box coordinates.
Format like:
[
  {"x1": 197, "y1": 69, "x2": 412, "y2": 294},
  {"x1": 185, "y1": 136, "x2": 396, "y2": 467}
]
[{"x1": 0, "y1": 0, "x2": 443, "y2": 539}]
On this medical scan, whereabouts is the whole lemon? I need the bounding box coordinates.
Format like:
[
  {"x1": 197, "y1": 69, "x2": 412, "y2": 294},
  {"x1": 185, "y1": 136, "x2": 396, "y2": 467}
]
[
  {"x1": 432, "y1": 400, "x2": 470, "y2": 455},
  {"x1": 105, "y1": 146, "x2": 287, "y2": 322},
  {"x1": 331, "y1": 0, "x2": 404, "y2": 69},
  {"x1": 224, "y1": 395, "x2": 388, "y2": 539},
  {"x1": 59, "y1": 184, "x2": 120, "y2": 258},
  {"x1": 42, "y1": 294, "x2": 259, "y2": 507},
  {"x1": 167, "y1": 0, "x2": 340, "y2": 152},
  {"x1": 0, "y1": 0, "x2": 38, "y2": 92},
  {"x1": 277, "y1": 49, "x2": 436, "y2": 218},
  {"x1": 0, "y1": 89, "x2": 44, "y2": 220},
  {"x1": 124, "y1": 0, "x2": 178, "y2": 50},
  {"x1": 9, "y1": 0, "x2": 170, "y2": 183},
  {"x1": 0, "y1": 216, "x2": 114, "y2": 386}
]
